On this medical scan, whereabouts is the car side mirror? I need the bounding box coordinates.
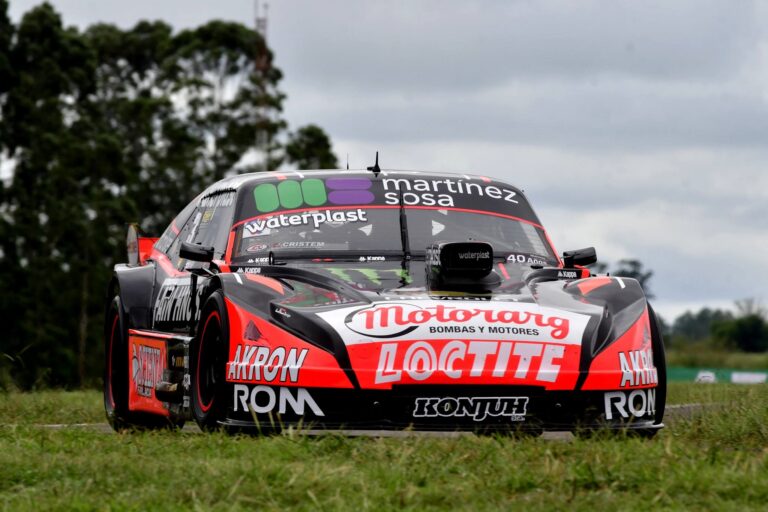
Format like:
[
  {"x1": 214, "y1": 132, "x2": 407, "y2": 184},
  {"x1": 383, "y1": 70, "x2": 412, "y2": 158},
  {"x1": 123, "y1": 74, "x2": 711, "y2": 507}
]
[
  {"x1": 180, "y1": 241, "x2": 214, "y2": 263},
  {"x1": 562, "y1": 247, "x2": 597, "y2": 267}
]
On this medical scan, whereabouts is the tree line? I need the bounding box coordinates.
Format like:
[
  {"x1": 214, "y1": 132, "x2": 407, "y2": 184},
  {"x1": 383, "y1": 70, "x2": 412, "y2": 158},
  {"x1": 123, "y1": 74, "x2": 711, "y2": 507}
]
[
  {"x1": 596, "y1": 260, "x2": 768, "y2": 353},
  {"x1": 667, "y1": 299, "x2": 768, "y2": 353},
  {"x1": 0, "y1": 2, "x2": 337, "y2": 389}
]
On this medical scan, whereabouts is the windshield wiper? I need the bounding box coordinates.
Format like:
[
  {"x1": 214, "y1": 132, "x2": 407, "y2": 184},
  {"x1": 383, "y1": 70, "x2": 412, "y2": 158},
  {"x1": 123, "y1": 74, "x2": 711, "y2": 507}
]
[
  {"x1": 398, "y1": 187, "x2": 411, "y2": 287},
  {"x1": 398, "y1": 187, "x2": 411, "y2": 261}
]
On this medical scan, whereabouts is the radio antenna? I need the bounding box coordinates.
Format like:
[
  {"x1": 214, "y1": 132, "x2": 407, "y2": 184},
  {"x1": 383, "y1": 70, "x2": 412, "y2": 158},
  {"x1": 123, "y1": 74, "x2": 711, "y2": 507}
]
[
  {"x1": 346, "y1": 153, "x2": 349, "y2": 170},
  {"x1": 366, "y1": 151, "x2": 381, "y2": 175}
]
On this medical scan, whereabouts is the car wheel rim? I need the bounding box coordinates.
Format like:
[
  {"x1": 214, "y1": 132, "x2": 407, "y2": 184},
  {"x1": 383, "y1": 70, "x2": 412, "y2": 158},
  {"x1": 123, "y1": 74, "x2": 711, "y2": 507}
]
[
  {"x1": 197, "y1": 311, "x2": 221, "y2": 413},
  {"x1": 107, "y1": 313, "x2": 118, "y2": 410}
]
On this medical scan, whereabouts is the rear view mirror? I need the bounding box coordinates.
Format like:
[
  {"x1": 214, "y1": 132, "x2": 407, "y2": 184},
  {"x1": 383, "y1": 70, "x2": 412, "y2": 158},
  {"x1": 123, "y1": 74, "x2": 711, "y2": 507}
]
[
  {"x1": 562, "y1": 247, "x2": 597, "y2": 267},
  {"x1": 180, "y1": 241, "x2": 214, "y2": 263}
]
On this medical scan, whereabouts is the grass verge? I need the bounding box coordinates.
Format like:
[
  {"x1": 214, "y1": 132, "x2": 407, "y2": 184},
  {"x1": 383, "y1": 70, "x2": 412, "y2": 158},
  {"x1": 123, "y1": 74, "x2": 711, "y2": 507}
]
[
  {"x1": 0, "y1": 384, "x2": 766, "y2": 511},
  {"x1": 666, "y1": 348, "x2": 768, "y2": 370}
]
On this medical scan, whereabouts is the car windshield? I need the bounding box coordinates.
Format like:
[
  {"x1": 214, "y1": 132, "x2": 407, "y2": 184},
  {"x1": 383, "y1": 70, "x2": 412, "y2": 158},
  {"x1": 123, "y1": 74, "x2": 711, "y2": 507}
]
[{"x1": 232, "y1": 206, "x2": 556, "y2": 263}]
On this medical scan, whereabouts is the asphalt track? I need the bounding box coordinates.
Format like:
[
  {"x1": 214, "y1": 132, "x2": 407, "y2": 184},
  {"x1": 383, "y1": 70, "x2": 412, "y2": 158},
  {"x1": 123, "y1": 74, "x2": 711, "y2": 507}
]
[{"x1": 21, "y1": 404, "x2": 710, "y2": 440}]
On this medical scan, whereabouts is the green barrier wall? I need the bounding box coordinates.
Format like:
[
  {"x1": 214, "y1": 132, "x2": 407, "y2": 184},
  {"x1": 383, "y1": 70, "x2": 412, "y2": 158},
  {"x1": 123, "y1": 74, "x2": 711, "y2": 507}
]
[{"x1": 667, "y1": 366, "x2": 768, "y2": 384}]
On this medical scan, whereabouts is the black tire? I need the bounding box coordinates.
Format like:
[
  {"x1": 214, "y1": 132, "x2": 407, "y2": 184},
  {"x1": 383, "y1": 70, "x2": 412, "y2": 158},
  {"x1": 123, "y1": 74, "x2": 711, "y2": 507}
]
[
  {"x1": 104, "y1": 294, "x2": 182, "y2": 431},
  {"x1": 104, "y1": 296, "x2": 131, "y2": 431},
  {"x1": 634, "y1": 304, "x2": 667, "y2": 438},
  {"x1": 650, "y1": 304, "x2": 667, "y2": 425},
  {"x1": 191, "y1": 290, "x2": 229, "y2": 431}
]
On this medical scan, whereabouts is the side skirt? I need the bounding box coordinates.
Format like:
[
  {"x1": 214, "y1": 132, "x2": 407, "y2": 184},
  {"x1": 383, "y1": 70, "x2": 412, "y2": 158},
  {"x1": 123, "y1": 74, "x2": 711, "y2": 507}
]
[{"x1": 127, "y1": 329, "x2": 193, "y2": 422}]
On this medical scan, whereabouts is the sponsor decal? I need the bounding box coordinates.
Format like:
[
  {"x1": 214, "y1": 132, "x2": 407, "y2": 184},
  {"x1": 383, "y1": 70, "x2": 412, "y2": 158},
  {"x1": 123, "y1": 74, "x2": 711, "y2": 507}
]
[
  {"x1": 154, "y1": 278, "x2": 203, "y2": 324},
  {"x1": 253, "y1": 178, "x2": 374, "y2": 213},
  {"x1": 274, "y1": 307, "x2": 291, "y2": 319},
  {"x1": 317, "y1": 301, "x2": 589, "y2": 389},
  {"x1": 557, "y1": 270, "x2": 579, "y2": 279},
  {"x1": 201, "y1": 209, "x2": 214, "y2": 223},
  {"x1": 325, "y1": 178, "x2": 375, "y2": 206},
  {"x1": 619, "y1": 349, "x2": 658, "y2": 387},
  {"x1": 604, "y1": 389, "x2": 656, "y2": 420},
  {"x1": 318, "y1": 301, "x2": 590, "y2": 346},
  {"x1": 227, "y1": 345, "x2": 308, "y2": 383},
  {"x1": 458, "y1": 250, "x2": 490, "y2": 261},
  {"x1": 507, "y1": 254, "x2": 549, "y2": 265},
  {"x1": 694, "y1": 370, "x2": 717, "y2": 383},
  {"x1": 233, "y1": 384, "x2": 324, "y2": 416},
  {"x1": 359, "y1": 255, "x2": 386, "y2": 262},
  {"x1": 247, "y1": 241, "x2": 329, "y2": 253},
  {"x1": 237, "y1": 267, "x2": 262, "y2": 274},
  {"x1": 132, "y1": 343, "x2": 163, "y2": 398},
  {"x1": 731, "y1": 371, "x2": 768, "y2": 384},
  {"x1": 343, "y1": 302, "x2": 573, "y2": 341},
  {"x1": 382, "y1": 178, "x2": 518, "y2": 208},
  {"x1": 199, "y1": 193, "x2": 235, "y2": 209},
  {"x1": 127, "y1": 336, "x2": 169, "y2": 415},
  {"x1": 413, "y1": 396, "x2": 528, "y2": 422},
  {"x1": 373, "y1": 340, "x2": 569, "y2": 385},
  {"x1": 272, "y1": 241, "x2": 326, "y2": 249},
  {"x1": 246, "y1": 243, "x2": 269, "y2": 253},
  {"x1": 243, "y1": 208, "x2": 368, "y2": 238}
]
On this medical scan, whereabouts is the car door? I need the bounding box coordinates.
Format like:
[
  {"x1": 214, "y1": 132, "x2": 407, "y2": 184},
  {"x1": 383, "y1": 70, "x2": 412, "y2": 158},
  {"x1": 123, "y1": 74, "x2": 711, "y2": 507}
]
[{"x1": 151, "y1": 190, "x2": 236, "y2": 333}]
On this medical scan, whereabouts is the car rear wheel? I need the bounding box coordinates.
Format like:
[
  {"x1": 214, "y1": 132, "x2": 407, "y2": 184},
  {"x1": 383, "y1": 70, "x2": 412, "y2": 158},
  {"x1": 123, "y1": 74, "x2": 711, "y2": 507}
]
[
  {"x1": 191, "y1": 290, "x2": 229, "y2": 431},
  {"x1": 104, "y1": 294, "x2": 179, "y2": 431},
  {"x1": 104, "y1": 296, "x2": 130, "y2": 430}
]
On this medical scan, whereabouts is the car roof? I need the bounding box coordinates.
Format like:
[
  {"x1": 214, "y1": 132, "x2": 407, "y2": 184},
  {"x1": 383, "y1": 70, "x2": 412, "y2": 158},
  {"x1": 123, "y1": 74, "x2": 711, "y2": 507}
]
[{"x1": 204, "y1": 169, "x2": 525, "y2": 196}]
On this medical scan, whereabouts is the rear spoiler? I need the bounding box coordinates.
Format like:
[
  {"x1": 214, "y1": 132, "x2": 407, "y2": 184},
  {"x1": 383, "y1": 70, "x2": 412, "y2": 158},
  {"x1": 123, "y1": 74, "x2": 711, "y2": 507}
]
[{"x1": 126, "y1": 223, "x2": 158, "y2": 266}]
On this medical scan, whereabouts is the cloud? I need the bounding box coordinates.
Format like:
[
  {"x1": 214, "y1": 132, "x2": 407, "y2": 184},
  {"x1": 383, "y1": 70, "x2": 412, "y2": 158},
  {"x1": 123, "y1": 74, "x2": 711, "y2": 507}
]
[
  {"x1": 272, "y1": 0, "x2": 761, "y2": 91},
  {"x1": 284, "y1": 76, "x2": 768, "y2": 150},
  {"x1": 8, "y1": 0, "x2": 768, "y2": 321}
]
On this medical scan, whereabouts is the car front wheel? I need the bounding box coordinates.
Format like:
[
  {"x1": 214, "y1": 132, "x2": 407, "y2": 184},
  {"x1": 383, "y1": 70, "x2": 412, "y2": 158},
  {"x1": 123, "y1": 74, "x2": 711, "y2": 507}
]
[{"x1": 191, "y1": 290, "x2": 229, "y2": 431}]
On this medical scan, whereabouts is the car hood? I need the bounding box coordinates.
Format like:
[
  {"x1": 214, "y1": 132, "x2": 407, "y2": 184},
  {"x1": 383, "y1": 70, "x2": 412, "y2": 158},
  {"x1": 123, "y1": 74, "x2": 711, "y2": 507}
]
[{"x1": 224, "y1": 259, "x2": 648, "y2": 390}]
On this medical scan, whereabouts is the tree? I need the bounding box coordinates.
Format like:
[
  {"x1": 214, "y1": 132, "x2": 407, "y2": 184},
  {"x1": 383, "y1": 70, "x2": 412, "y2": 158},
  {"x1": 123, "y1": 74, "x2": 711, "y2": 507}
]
[
  {"x1": 0, "y1": 3, "x2": 98, "y2": 387},
  {"x1": 671, "y1": 308, "x2": 733, "y2": 343},
  {"x1": 84, "y1": 20, "x2": 195, "y2": 234},
  {"x1": 588, "y1": 259, "x2": 654, "y2": 299},
  {"x1": 0, "y1": 4, "x2": 337, "y2": 389},
  {"x1": 734, "y1": 298, "x2": 766, "y2": 318},
  {"x1": 712, "y1": 314, "x2": 768, "y2": 353},
  {"x1": 285, "y1": 124, "x2": 339, "y2": 169},
  {"x1": 0, "y1": 1, "x2": 15, "y2": 384},
  {"x1": 82, "y1": 19, "x2": 287, "y2": 233},
  {"x1": 0, "y1": 0, "x2": 12, "y2": 95},
  {"x1": 168, "y1": 21, "x2": 286, "y2": 177},
  {"x1": 711, "y1": 298, "x2": 768, "y2": 353}
]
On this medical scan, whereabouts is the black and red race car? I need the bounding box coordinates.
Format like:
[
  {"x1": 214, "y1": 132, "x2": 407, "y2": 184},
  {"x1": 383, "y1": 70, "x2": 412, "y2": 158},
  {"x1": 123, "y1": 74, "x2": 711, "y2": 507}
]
[{"x1": 105, "y1": 168, "x2": 666, "y2": 435}]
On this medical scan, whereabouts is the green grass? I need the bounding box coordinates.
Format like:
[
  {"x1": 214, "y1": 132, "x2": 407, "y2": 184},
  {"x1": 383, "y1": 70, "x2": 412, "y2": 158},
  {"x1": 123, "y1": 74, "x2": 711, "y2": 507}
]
[
  {"x1": 1, "y1": 385, "x2": 766, "y2": 511},
  {"x1": 666, "y1": 348, "x2": 768, "y2": 370},
  {"x1": 0, "y1": 390, "x2": 104, "y2": 426}
]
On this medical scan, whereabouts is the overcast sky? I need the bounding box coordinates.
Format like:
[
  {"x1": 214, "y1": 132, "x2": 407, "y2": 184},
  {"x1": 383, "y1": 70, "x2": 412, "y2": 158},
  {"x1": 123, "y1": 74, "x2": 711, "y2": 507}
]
[{"x1": 8, "y1": 0, "x2": 768, "y2": 322}]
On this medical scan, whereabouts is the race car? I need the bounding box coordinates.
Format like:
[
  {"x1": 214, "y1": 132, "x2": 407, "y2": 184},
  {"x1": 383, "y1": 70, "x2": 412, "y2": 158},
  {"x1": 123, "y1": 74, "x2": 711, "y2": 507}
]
[{"x1": 104, "y1": 167, "x2": 666, "y2": 436}]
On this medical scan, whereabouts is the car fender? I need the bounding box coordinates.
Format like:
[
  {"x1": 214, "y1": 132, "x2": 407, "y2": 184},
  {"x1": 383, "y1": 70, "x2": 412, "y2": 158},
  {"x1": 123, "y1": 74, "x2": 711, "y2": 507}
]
[{"x1": 110, "y1": 263, "x2": 157, "y2": 330}]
